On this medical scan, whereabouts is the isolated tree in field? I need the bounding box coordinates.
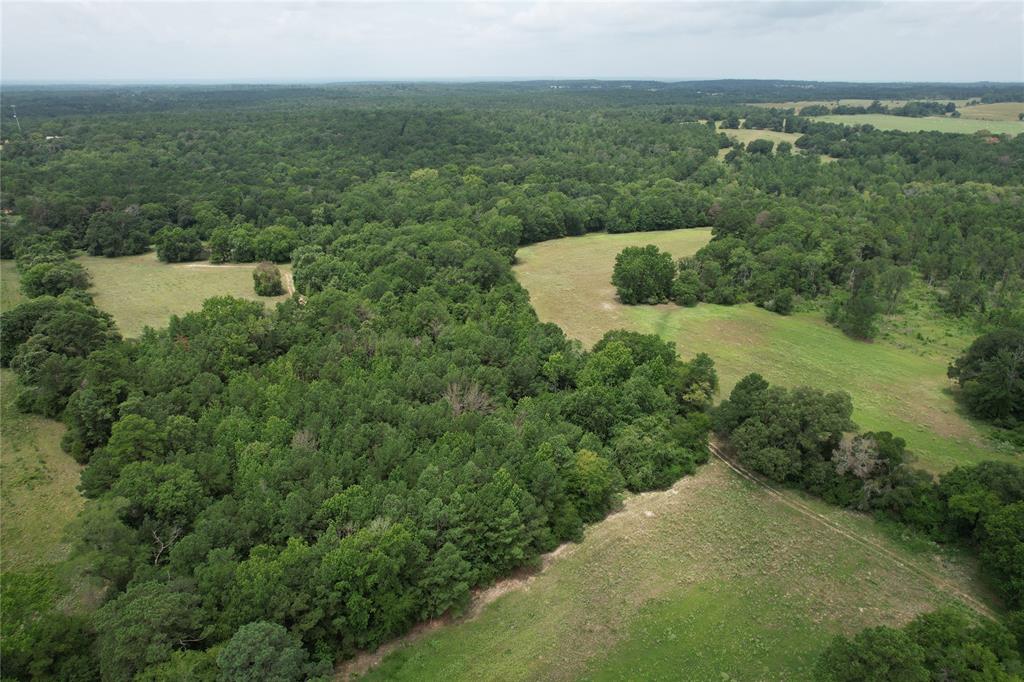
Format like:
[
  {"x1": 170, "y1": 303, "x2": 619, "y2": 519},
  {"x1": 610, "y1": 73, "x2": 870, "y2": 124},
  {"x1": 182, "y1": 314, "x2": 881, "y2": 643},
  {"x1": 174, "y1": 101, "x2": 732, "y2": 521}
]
[
  {"x1": 612, "y1": 244, "x2": 675, "y2": 304},
  {"x1": 154, "y1": 226, "x2": 203, "y2": 263},
  {"x1": 746, "y1": 139, "x2": 774, "y2": 155},
  {"x1": 948, "y1": 328, "x2": 1024, "y2": 424},
  {"x1": 253, "y1": 262, "x2": 284, "y2": 296}
]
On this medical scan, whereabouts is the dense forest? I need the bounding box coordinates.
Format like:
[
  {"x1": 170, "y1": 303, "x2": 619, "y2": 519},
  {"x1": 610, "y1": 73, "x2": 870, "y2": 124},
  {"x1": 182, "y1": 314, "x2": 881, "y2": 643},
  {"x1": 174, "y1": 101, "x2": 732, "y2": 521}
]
[{"x1": 1, "y1": 82, "x2": 1023, "y2": 679}]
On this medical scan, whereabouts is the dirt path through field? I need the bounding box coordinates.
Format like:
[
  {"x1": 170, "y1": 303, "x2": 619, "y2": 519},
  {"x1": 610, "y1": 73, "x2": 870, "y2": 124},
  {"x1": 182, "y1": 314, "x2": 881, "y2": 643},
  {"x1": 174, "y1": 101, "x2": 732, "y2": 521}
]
[{"x1": 707, "y1": 442, "x2": 996, "y2": 619}]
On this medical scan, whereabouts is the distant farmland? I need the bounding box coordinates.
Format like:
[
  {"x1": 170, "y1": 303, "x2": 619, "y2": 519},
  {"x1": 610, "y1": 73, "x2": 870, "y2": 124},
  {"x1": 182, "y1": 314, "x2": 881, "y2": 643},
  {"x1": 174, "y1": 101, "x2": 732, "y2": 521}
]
[{"x1": 811, "y1": 113, "x2": 1023, "y2": 136}]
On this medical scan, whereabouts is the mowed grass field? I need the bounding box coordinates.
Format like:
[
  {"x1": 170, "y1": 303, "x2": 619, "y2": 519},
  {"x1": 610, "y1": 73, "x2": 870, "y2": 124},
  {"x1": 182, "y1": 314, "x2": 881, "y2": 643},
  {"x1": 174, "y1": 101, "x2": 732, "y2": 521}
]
[
  {"x1": 0, "y1": 263, "x2": 84, "y2": 572},
  {"x1": 513, "y1": 229, "x2": 1016, "y2": 473},
  {"x1": 80, "y1": 252, "x2": 292, "y2": 337},
  {"x1": 811, "y1": 113, "x2": 1023, "y2": 136},
  {"x1": 362, "y1": 459, "x2": 994, "y2": 681}
]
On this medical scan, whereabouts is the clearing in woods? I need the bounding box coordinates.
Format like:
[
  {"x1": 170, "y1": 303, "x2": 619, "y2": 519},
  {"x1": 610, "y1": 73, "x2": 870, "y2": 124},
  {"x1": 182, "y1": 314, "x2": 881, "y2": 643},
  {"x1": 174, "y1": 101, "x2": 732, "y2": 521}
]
[
  {"x1": 78, "y1": 252, "x2": 293, "y2": 337},
  {"x1": 357, "y1": 457, "x2": 995, "y2": 681},
  {"x1": 512, "y1": 229, "x2": 1017, "y2": 473}
]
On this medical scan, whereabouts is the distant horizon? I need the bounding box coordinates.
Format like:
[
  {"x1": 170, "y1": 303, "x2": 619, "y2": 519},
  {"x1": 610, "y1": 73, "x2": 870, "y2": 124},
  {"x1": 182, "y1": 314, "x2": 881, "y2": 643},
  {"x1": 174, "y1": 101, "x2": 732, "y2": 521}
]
[
  {"x1": 4, "y1": 2, "x2": 1021, "y2": 84},
  {"x1": 3, "y1": 77, "x2": 1023, "y2": 88}
]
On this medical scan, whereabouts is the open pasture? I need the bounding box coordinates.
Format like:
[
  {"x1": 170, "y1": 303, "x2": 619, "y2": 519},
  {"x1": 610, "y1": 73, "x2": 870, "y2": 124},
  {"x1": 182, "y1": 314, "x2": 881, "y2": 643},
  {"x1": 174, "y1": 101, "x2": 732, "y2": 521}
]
[
  {"x1": 513, "y1": 230, "x2": 1017, "y2": 473},
  {"x1": 361, "y1": 458, "x2": 993, "y2": 681},
  {"x1": 79, "y1": 252, "x2": 292, "y2": 337},
  {"x1": 811, "y1": 113, "x2": 1023, "y2": 136}
]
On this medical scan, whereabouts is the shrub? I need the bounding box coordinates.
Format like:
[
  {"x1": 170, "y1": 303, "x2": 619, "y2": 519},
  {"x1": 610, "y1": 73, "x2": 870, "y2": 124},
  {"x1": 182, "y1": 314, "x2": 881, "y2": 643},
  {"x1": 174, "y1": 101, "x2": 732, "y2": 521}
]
[{"x1": 253, "y1": 262, "x2": 284, "y2": 296}]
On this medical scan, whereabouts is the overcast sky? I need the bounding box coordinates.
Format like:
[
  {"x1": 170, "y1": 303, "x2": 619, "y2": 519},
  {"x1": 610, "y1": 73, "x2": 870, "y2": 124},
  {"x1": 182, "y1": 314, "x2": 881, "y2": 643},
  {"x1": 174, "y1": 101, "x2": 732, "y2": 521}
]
[{"x1": 2, "y1": 1, "x2": 1022, "y2": 83}]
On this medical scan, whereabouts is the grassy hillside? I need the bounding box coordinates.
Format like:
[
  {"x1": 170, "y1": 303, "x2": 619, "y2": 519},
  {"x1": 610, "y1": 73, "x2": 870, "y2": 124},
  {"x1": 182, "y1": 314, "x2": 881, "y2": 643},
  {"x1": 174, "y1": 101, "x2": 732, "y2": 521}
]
[
  {"x1": 811, "y1": 113, "x2": 1023, "y2": 136},
  {"x1": 79, "y1": 252, "x2": 292, "y2": 337},
  {"x1": 513, "y1": 230, "x2": 1017, "y2": 473},
  {"x1": 360, "y1": 459, "x2": 993, "y2": 681}
]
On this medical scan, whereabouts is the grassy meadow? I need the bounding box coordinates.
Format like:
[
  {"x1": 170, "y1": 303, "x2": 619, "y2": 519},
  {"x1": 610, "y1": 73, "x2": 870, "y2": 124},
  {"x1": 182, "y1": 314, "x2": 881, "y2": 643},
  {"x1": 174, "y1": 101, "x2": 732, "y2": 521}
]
[
  {"x1": 513, "y1": 229, "x2": 1017, "y2": 473},
  {"x1": 715, "y1": 122, "x2": 803, "y2": 159},
  {"x1": 0, "y1": 263, "x2": 83, "y2": 572},
  {"x1": 361, "y1": 459, "x2": 993, "y2": 681},
  {"x1": 79, "y1": 252, "x2": 292, "y2": 337},
  {"x1": 811, "y1": 113, "x2": 1023, "y2": 136}
]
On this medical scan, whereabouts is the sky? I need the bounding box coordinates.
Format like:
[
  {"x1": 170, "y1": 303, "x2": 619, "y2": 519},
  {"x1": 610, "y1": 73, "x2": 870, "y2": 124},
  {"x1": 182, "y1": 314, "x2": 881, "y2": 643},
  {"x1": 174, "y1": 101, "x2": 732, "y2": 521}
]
[{"x1": 2, "y1": 1, "x2": 1022, "y2": 83}]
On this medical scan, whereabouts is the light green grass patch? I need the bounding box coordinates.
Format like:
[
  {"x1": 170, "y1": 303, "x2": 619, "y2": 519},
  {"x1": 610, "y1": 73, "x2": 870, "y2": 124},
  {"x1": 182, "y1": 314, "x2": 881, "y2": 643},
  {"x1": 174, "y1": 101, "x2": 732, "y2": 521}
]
[
  {"x1": 957, "y1": 102, "x2": 1024, "y2": 123},
  {"x1": 0, "y1": 369, "x2": 82, "y2": 572},
  {"x1": 79, "y1": 252, "x2": 292, "y2": 337},
  {"x1": 514, "y1": 230, "x2": 1016, "y2": 472},
  {"x1": 811, "y1": 114, "x2": 1023, "y2": 136},
  {"x1": 362, "y1": 460, "x2": 993, "y2": 681}
]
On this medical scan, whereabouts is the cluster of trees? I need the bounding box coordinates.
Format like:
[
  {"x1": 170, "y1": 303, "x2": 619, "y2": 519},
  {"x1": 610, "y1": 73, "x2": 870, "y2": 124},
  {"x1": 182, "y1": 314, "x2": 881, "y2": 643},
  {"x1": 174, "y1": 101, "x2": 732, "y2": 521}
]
[
  {"x1": 818, "y1": 608, "x2": 1023, "y2": 680},
  {"x1": 13, "y1": 237, "x2": 91, "y2": 299},
  {"x1": 714, "y1": 374, "x2": 1024, "y2": 614},
  {"x1": 949, "y1": 327, "x2": 1024, "y2": 440},
  {"x1": 797, "y1": 100, "x2": 957, "y2": 117},
  {"x1": 1, "y1": 211, "x2": 718, "y2": 678}
]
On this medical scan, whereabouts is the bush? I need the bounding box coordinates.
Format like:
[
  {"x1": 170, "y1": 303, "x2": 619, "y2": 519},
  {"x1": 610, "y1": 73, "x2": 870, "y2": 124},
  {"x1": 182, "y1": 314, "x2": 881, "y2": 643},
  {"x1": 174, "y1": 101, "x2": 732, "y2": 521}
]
[{"x1": 253, "y1": 262, "x2": 284, "y2": 296}]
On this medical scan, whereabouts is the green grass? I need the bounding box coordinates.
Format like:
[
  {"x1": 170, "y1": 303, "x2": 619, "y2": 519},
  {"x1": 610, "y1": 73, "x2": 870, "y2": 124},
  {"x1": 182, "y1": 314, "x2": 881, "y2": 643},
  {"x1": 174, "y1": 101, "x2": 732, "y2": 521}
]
[
  {"x1": 514, "y1": 230, "x2": 1017, "y2": 473},
  {"x1": 811, "y1": 114, "x2": 1023, "y2": 136},
  {"x1": 362, "y1": 460, "x2": 994, "y2": 681},
  {"x1": 79, "y1": 252, "x2": 291, "y2": 337},
  {"x1": 0, "y1": 263, "x2": 84, "y2": 572},
  {"x1": 1, "y1": 258, "x2": 25, "y2": 312},
  {"x1": 0, "y1": 368, "x2": 83, "y2": 572}
]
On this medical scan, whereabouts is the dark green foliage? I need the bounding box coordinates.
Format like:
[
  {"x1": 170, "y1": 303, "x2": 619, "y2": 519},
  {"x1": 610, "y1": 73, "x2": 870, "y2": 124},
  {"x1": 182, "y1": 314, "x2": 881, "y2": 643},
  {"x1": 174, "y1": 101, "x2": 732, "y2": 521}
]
[
  {"x1": 84, "y1": 210, "x2": 150, "y2": 257},
  {"x1": 154, "y1": 226, "x2": 203, "y2": 263},
  {"x1": 817, "y1": 608, "x2": 1022, "y2": 681},
  {"x1": 217, "y1": 621, "x2": 324, "y2": 682},
  {"x1": 0, "y1": 293, "x2": 119, "y2": 415},
  {"x1": 746, "y1": 139, "x2": 774, "y2": 155},
  {"x1": 20, "y1": 259, "x2": 91, "y2": 297},
  {"x1": 253, "y1": 261, "x2": 285, "y2": 296},
  {"x1": 948, "y1": 328, "x2": 1024, "y2": 425},
  {"x1": 826, "y1": 263, "x2": 880, "y2": 340},
  {"x1": 612, "y1": 245, "x2": 675, "y2": 304},
  {"x1": 715, "y1": 375, "x2": 854, "y2": 483},
  {"x1": 14, "y1": 238, "x2": 91, "y2": 298},
  {"x1": 95, "y1": 581, "x2": 202, "y2": 681}
]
